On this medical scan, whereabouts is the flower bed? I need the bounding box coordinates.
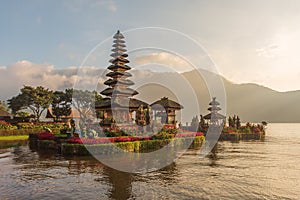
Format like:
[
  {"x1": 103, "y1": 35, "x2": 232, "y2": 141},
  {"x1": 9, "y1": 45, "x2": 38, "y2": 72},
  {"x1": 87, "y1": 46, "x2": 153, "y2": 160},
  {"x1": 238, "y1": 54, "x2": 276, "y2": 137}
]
[
  {"x1": 176, "y1": 132, "x2": 204, "y2": 137},
  {"x1": 66, "y1": 131, "x2": 204, "y2": 145},
  {"x1": 68, "y1": 136, "x2": 151, "y2": 145},
  {"x1": 0, "y1": 120, "x2": 17, "y2": 130},
  {"x1": 62, "y1": 136, "x2": 205, "y2": 156},
  {"x1": 37, "y1": 132, "x2": 55, "y2": 140}
]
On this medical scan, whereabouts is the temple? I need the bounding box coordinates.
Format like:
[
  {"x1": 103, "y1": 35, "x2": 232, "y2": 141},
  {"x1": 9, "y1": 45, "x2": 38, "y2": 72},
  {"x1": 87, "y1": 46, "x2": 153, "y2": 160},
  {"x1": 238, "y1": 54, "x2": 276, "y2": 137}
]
[
  {"x1": 151, "y1": 97, "x2": 183, "y2": 125},
  {"x1": 96, "y1": 31, "x2": 148, "y2": 125},
  {"x1": 203, "y1": 97, "x2": 225, "y2": 126},
  {"x1": 95, "y1": 31, "x2": 183, "y2": 127}
]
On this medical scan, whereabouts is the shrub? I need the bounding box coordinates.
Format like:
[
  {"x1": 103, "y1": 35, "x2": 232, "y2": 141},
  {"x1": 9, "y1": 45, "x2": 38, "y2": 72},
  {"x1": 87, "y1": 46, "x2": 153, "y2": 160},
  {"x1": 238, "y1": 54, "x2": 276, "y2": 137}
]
[
  {"x1": 162, "y1": 126, "x2": 179, "y2": 134},
  {"x1": 17, "y1": 122, "x2": 65, "y2": 130},
  {"x1": 104, "y1": 129, "x2": 119, "y2": 137},
  {"x1": 37, "y1": 132, "x2": 55, "y2": 140},
  {"x1": 0, "y1": 120, "x2": 17, "y2": 130},
  {"x1": 151, "y1": 132, "x2": 173, "y2": 140}
]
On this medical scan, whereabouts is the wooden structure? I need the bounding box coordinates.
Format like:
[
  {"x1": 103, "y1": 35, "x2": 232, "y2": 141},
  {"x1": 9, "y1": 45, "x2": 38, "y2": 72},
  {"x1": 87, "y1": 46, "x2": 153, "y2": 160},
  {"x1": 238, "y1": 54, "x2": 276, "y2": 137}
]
[
  {"x1": 203, "y1": 97, "x2": 225, "y2": 126},
  {"x1": 96, "y1": 31, "x2": 148, "y2": 124},
  {"x1": 151, "y1": 97, "x2": 183, "y2": 125},
  {"x1": 0, "y1": 110, "x2": 12, "y2": 121}
]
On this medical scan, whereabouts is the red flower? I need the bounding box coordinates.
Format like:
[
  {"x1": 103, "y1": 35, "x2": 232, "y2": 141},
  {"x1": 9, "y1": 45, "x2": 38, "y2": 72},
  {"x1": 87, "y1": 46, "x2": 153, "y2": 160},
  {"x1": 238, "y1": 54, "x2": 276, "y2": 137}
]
[
  {"x1": 252, "y1": 128, "x2": 260, "y2": 133},
  {"x1": 175, "y1": 132, "x2": 203, "y2": 137},
  {"x1": 68, "y1": 137, "x2": 83, "y2": 144},
  {"x1": 37, "y1": 132, "x2": 55, "y2": 140}
]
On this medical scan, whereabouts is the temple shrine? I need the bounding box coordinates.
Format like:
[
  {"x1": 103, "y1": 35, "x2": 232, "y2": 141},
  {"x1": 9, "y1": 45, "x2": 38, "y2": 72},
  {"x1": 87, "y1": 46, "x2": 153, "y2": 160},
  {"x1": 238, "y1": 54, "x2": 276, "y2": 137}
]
[
  {"x1": 95, "y1": 31, "x2": 183, "y2": 127},
  {"x1": 203, "y1": 97, "x2": 225, "y2": 126}
]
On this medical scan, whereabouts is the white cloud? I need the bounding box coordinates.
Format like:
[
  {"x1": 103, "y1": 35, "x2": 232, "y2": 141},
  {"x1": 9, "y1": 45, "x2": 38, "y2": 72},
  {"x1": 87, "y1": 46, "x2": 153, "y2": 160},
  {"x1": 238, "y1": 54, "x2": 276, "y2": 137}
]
[
  {"x1": 94, "y1": 0, "x2": 117, "y2": 12},
  {"x1": 256, "y1": 44, "x2": 279, "y2": 58},
  {"x1": 0, "y1": 60, "x2": 105, "y2": 100},
  {"x1": 134, "y1": 52, "x2": 194, "y2": 72},
  {"x1": 64, "y1": 0, "x2": 117, "y2": 12}
]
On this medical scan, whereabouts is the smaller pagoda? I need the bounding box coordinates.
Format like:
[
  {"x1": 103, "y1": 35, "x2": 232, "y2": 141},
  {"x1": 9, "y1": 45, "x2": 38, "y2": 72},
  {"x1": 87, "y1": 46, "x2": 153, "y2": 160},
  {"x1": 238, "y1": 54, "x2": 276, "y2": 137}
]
[
  {"x1": 203, "y1": 97, "x2": 225, "y2": 126},
  {"x1": 151, "y1": 97, "x2": 183, "y2": 126}
]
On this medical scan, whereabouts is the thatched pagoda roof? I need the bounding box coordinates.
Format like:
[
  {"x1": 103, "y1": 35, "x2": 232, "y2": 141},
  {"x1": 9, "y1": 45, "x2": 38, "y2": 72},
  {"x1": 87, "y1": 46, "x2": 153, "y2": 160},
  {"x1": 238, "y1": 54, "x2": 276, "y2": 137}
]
[
  {"x1": 151, "y1": 97, "x2": 183, "y2": 110},
  {"x1": 109, "y1": 57, "x2": 130, "y2": 64},
  {"x1": 106, "y1": 71, "x2": 132, "y2": 78},
  {"x1": 107, "y1": 64, "x2": 131, "y2": 71},
  {"x1": 100, "y1": 88, "x2": 138, "y2": 96},
  {"x1": 110, "y1": 52, "x2": 128, "y2": 58},
  {"x1": 208, "y1": 107, "x2": 221, "y2": 111},
  {"x1": 104, "y1": 79, "x2": 134, "y2": 86},
  {"x1": 113, "y1": 39, "x2": 125, "y2": 43},
  {"x1": 209, "y1": 97, "x2": 220, "y2": 106},
  {"x1": 95, "y1": 98, "x2": 148, "y2": 109},
  {"x1": 112, "y1": 43, "x2": 126, "y2": 48},
  {"x1": 203, "y1": 112, "x2": 226, "y2": 120},
  {"x1": 0, "y1": 110, "x2": 12, "y2": 118},
  {"x1": 129, "y1": 98, "x2": 149, "y2": 108}
]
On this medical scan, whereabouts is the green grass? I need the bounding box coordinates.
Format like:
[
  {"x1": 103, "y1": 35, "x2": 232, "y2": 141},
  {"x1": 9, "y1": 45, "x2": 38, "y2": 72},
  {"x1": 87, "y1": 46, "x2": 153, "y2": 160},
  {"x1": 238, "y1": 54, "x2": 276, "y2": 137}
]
[{"x1": 0, "y1": 135, "x2": 29, "y2": 141}]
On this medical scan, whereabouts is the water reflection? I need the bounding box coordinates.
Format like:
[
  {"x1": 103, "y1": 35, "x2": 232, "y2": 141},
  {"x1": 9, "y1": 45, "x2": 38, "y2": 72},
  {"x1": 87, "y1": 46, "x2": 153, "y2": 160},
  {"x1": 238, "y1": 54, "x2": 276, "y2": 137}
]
[
  {"x1": 103, "y1": 167, "x2": 134, "y2": 199},
  {"x1": 1, "y1": 124, "x2": 300, "y2": 199},
  {"x1": 0, "y1": 140, "x2": 28, "y2": 149},
  {"x1": 207, "y1": 143, "x2": 218, "y2": 167}
]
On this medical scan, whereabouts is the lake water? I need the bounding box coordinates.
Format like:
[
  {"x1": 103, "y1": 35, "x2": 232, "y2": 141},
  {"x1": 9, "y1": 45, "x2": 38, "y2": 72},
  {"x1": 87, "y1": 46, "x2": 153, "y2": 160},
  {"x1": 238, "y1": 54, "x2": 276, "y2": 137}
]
[{"x1": 0, "y1": 123, "x2": 299, "y2": 199}]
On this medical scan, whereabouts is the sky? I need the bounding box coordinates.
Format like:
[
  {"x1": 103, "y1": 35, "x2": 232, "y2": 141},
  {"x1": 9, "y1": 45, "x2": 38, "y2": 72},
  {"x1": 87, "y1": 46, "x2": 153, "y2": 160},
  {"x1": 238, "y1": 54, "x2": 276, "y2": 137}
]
[{"x1": 1, "y1": 0, "x2": 300, "y2": 100}]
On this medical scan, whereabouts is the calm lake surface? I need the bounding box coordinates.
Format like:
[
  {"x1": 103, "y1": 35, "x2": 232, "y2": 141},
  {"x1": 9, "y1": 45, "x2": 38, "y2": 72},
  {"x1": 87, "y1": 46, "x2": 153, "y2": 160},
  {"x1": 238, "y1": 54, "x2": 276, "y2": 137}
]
[{"x1": 0, "y1": 123, "x2": 299, "y2": 199}]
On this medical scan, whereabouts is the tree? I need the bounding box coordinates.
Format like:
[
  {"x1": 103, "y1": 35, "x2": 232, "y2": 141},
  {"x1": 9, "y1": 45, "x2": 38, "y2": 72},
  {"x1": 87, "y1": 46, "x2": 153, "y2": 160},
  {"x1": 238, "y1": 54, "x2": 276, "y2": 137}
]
[
  {"x1": 52, "y1": 89, "x2": 72, "y2": 122},
  {"x1": 236, "y1": 116, "x2": 241, "y2": 129},
  {"x1": 7, "y1": 96, "x2": 23, "y2": 114},
  {"x1": 228, "y1": 116, "x2": 233, "y2": 127},
  {"x1": 71, "y1": 89, "x2": 102, "y2": 128},
  {"x1": 8, "y1": 86, "x2": 53, "y2": 121},
  {"x1": 232, "y1": 115, "x2": 237, "y2": 128},
  {"x1": 15, "y1": 111, "x2": 31, "y2": 118},
  {"x1": 261, "y1": 121, "x2": 268, "y2": 126},
  {"x1": 0, "y1": 100, "x2": 9, "y2": 112}
]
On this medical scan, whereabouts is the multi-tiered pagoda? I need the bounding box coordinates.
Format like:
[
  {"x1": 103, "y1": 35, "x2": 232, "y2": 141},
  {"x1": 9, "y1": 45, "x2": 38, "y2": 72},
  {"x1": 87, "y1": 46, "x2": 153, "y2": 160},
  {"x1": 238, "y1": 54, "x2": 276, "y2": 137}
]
[
  {"x1": 96, "y1": 31, "x2": 148, "y2": 124},
  {"x1": 203, "y1": 97, "x2": 225, "y2": 126},
  {"x1": 101, "y1": 31, "x2": 138, "y2": 98}
]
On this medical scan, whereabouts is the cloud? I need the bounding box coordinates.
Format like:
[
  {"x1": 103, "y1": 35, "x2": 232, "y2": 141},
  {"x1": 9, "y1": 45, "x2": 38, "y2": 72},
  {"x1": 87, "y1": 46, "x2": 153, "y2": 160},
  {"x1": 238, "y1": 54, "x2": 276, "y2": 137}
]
[
  {"x1": 0, "y1": 60, "x2": 106, "y2": 100},
  {"x1": 93, "y1": 0, "x2": 117, "y2": 12},
  {"x1": 256, "y1": 43, "x2": 279, "y2": 58},
  {"x1": 64, "y1": 0, "x2": 117, "y2": 12},
  {"x1": 134, "y1": 52, "x2": 194, "y2": 72},
  {"x1": 0, "y1": 60, "x2": 166, "y2": 101}
]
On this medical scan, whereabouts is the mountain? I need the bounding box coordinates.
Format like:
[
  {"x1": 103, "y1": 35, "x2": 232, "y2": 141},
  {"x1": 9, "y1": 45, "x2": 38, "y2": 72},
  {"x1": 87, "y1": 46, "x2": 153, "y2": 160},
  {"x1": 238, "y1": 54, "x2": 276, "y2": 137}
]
[{"x1": 129, "y1": 69, "x2": 300, "y2": 123}]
